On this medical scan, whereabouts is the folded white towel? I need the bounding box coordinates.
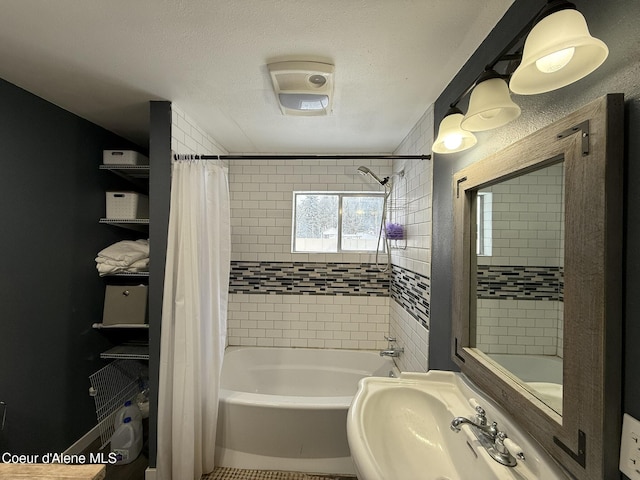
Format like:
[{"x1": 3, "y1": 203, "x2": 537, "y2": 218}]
[
  {"x1": 96, "y1": 257, "x2": 149, "y2": 268},
  {"x1": 97, "y1": 258, "x2": 149, "y2": 276},
  {"x1": 96, "y1": 239, "x2": 149, "y2": 265}
]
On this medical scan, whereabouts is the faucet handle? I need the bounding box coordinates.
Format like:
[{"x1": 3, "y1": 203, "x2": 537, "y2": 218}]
[
  {"x1": 503, "y1": 436, "x2": 526, "y2": 461},
  {"x1": 495, "y1": 431, "x2": 509, "y2": 455},
  {"x1": 384, "y1": 335, "x2": 396, "y2": 343},
  {"x1": 474, "y1": 405, "x2": 487, "y2": 425},
  {"x1": 495, "y1": 432, "x2": 525, "y2": 460}
]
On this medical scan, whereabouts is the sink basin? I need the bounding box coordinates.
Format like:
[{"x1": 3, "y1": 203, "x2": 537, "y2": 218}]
[{"x1": 347, "y1": 371, "x2": 570, "y2": 480}]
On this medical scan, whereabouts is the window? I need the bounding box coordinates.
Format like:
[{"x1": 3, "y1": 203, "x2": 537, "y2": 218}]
[
  {"x1": 292, "y1": 192, "x2": 385, "y2": 253},
  {"x1": 476, "y1": 191, "x2": 493, "y2": 256}
]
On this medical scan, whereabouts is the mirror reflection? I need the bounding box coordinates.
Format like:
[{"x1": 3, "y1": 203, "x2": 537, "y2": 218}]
[{"x1": 473, "y1": 162, "x2": 565, "y2": 414}]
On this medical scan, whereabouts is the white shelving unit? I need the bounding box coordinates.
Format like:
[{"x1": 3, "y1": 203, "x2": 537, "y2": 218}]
[
  {"x1": 92, "y1": 323, "x2": 149, "y2": 330},
  {"x1": 88, "y1": 158, "x2": 151, "y2": 453},
  {"x1": 99, "y1": 217, "x2": 149, "y2": 232},
  {"x1": 97, "y1": 161, "x2": 150, "y2": 359},
  {"x1": 100, "y1": 164, "x2": 150, "y2": 231},
  {"x1": 99, "y1": 164, "x2": 149, "y2": 180},
  {"x1": 106, "y1": 271, "x2": 149, "y2": 277},
  {"x1": 100, "y1": 344, "x2": 150, "y2": 360}
]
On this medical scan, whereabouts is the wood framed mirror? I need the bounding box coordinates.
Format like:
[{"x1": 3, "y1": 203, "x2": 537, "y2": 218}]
[{"x1": 451, "y1": 94, "x2": 623, "y2": 480}]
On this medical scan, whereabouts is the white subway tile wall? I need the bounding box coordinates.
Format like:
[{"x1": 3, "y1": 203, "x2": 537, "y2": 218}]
[
  {"x1": 228, "y1": 294, "x2": 389, "y2": 348},
  {"x1": 389, "y1": 105, "x2": 434, "y2": 372},
  {"x1": 228, "y1": 158, "x2": 392, "y2": 263},
  {"x1": 475, "y1": 163, "x2": 564, "y2": 357},
  {"x1": 228, "y1": 158, "x2": 393, "y2": 350},
  {"x1": 476, "y1": 299, "x2": 563, "y2": 357},
  {"x1": 390, "y1": 298, "x2": 429, "y2": 372},
  {"x1": 171, "y1": 104, "x2": 228, "y2": 156},
  {"x1": 477, "y1": 164, "x2": 564, "y2": 267}
]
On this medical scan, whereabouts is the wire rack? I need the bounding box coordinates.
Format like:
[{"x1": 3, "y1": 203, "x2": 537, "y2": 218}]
[
  {"x1": 100, "y1": 344, "x2": 150, "y2": 360},
  {"x1": 88, "y1": 359, "x2": 147, "y2": 448},
  {"x1": 388, "y1": 170, "x2": 408, "y2": 250}
]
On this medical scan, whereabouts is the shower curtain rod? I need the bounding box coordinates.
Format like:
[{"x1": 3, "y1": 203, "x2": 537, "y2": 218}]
[{"x1": 173, "y1": 154, "x2": 431, "y2": 161}]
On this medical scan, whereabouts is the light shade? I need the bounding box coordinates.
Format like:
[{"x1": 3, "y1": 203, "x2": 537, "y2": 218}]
[
  {"x1": 278, "y1": 93, "x2": 329, "y2": 111},
  {"x1": 461, "y1": 74, "x2": 521, "y2": 132},
  {"x1": 432, "y1": 109, "x2": 477, "y2": 154},
  {"x1": 509, "y1": 8, "x2": 608, "y2": 95}
]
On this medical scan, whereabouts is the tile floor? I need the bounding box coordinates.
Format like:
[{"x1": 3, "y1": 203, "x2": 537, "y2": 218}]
[{"x1": 204, "y1": 467, "x2": 356, "y2": 480}]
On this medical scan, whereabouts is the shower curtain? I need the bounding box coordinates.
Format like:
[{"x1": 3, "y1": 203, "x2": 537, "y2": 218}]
[{"x1": 157, "y1": 159, "x2": 230, "y2": 480}]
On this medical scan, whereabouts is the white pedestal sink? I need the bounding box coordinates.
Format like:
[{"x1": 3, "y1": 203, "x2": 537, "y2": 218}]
[{"x1": 347, "y1": 371, "x2": 570, "y2": 480}]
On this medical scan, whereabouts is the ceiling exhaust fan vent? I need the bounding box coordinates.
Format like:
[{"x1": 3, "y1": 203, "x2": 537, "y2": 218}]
[{"x1": 267, "y1": 61, "x2": 335, "y2": 116}]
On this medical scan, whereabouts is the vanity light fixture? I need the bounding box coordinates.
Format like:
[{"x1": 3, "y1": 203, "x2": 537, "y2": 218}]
[
  {"x1": 432, "y1": 107, "x2": 478, "y2": 154},
  {"x1": 432, "y1": 0, "x2": 608, "y2": 154},
  {"x1": 461, "y1": 70, "x2": 521, "y2": 132},
  {"x1": 509, "y1": 1, "x2": 608, "y2": 95}
]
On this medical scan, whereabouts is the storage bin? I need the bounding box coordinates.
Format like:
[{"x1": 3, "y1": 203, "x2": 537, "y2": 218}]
[
  {"x1": 106, "y1": 191, "x2": 149, "y2": 219},
  {"x1": 103, "y1": 285, "x2": 148, "y2": 326},
  {"x1": 103, "y1": 150, "x2": 149, "y2": 165}
]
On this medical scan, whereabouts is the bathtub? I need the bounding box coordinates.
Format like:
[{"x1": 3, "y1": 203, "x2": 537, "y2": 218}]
[
  {"x1": 488, "y1": 353, "x2": 562, "y2": 384},
  {"x1": 215, "y1": 346, "x2": 398, "y2": 474},
  {"x1": 489, "y1": 353, "x2": 563, "y2": 413}
]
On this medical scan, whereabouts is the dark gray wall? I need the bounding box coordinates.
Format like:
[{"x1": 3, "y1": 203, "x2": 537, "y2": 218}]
[
  {"x1": 431, "y1": 1, "x2": 640, "y2": 477},
  {"x1": 0, "y1": 77, "x2": 142, "y2": 454}
]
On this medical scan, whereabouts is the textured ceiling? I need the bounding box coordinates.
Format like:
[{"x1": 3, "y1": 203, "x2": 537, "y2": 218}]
[{"x1": 0, "y1": 1, "x2": 514, "y2": 153}]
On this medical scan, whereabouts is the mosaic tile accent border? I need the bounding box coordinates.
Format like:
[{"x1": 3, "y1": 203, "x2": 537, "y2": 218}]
[
  {"x1": 477, "y1": 265, "x2": 564, "y2": 301},
  {"x1": 390, "y1": 265, "x2": 430, "y2": 329},
  {"x1": 229, "y1": 261, "x2": 390, "y2": 296}
]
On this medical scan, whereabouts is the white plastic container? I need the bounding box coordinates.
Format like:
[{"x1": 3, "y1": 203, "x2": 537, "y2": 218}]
[
  {"x1": 111, "y1": 417, "x2": 142, "y2": 465},
  {"x1": 114, "y1": 400, "x2": 142, "y2": 429},
  {"x1": 105, "y1": 191, "x2": 149, "y2": 219},
  {"x1": 103, "y1": 150, "x2": 149, "y2": 165},
  {"x1": 135, "y1": 390, "x2": 150, "y2": 419}
]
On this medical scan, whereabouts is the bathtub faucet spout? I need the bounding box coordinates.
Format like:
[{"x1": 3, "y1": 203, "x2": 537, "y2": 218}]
[
  {"x1": 380, "y1": 336, "x2": 404, "y2": 357},
  {"x1": 379, "y1": 347, "x2": 404, "y2": 357}
]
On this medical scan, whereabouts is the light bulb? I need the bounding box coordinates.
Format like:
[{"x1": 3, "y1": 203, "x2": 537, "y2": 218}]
[
  {"x1": 444, "y1": 134, "x2": 463, "y2": 151},
  {"x1": 535, "y1": 47, "x2": 576, "y2": 73}
]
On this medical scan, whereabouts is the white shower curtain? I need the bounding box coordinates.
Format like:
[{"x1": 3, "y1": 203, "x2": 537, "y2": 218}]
[{"x1": 157, "y1": 159, "x2": 230, "y2": 480}]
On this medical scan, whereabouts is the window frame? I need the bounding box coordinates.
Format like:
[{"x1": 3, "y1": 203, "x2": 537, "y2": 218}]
[
  {"x1": 476, "y1": 191, "x2": 493, "y2": 257},
  {"x1": 291, "y1": 191, "x2": 386, "y2": 253}
]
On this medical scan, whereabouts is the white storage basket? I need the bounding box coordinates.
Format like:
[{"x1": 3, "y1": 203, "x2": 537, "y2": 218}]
[
  {"x1": 106, "y1": 192, "x2": 149, "y2": 219},
  {"x1": 103, "y1": 150, "x2": 149, "y2": 165}
]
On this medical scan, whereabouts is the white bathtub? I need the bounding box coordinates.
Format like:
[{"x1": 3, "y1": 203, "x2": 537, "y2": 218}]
[
  {"x1": 489, "y1": 353, "x2": 563, "y2": 413},
  {"x1": 215, "y1": 346, "x2": 398, "y2": 474},
  {"x1": 488, "y1": 353, "x2": 562, "y2": 384}
]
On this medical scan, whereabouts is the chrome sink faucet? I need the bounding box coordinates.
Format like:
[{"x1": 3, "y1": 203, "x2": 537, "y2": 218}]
[
  {"x1": 450, "y1": 405, "x2": 520, "y2": 467},
  {"x1": 379, "y1": 336, "x2": 404, "y2": 357}
]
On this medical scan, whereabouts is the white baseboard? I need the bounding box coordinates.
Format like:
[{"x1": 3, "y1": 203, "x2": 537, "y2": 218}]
[
  {"x1": 63, "y1": 424, "x2": 101, "y2": 455},
  {"x1": 145, "y1": 467, "x2": 157, "y2": 480}
]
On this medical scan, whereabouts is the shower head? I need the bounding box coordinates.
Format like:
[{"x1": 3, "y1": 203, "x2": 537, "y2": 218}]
[{"x1": 357, "y1": 166, "x2": 389, "y2": 186}]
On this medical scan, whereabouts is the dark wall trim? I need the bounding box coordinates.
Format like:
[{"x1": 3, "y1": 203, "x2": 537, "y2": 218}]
[{"x1": 148, "y1": 101, "x2": 172, "y2": 467}]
